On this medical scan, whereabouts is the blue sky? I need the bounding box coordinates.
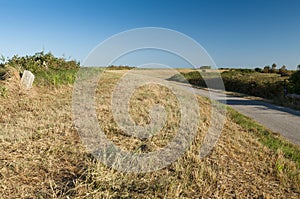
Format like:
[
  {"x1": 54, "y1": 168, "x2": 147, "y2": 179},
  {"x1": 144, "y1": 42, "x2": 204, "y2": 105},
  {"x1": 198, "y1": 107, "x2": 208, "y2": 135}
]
[{"x1": 0, "y1": 0, "x2": 300, "y2": 69}]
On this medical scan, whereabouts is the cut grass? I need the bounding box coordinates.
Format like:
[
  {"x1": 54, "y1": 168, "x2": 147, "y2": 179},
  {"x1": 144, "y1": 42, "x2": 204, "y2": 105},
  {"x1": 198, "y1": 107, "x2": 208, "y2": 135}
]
[
  {"x1": 0, "y1": 69, "x2": 299, "y2": 198},
  {"x1": 227, "y1": 107, "x2": 300, "y2": 169}
]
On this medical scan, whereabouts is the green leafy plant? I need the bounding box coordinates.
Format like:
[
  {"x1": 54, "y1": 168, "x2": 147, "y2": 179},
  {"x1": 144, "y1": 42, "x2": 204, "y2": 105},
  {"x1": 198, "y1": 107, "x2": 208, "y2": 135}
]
[
  {"x1": 289, "y1": 70, "x2": 300, "y2": 94},
  {"x1": 2, "y1": 52, "x2": 80, "y2": 86},
  {"x1": 6, "y1": 51, "x2": 79, "y2": 74},
  {"x1": 107, "y1": 65, "x2": 136, "y2": 70},
  {"x1": 0, "y1": 85, "x2": 8, "y2": 97},
  {"x1": 34, "y1": 68, "x2": 78, "y2": 86}
]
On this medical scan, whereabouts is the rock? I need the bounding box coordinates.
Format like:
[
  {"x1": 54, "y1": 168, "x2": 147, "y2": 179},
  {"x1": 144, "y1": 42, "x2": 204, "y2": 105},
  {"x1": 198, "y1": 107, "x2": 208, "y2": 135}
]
[{"x1": 21, "y1": 70, "x2": 35, "y2": 90}]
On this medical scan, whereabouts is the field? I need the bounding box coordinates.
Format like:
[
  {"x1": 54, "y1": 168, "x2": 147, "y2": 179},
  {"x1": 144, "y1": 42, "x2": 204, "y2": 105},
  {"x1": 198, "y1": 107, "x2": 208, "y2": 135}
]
[{"x1": 0, "y1": 68, "x2": 299, "y2": 198}]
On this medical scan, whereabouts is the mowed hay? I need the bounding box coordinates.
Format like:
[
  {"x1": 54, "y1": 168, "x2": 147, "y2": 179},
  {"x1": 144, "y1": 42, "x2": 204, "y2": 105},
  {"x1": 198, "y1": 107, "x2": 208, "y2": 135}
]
[{"x1": 0, "y1": 71, "x2": 299, "y2": 198}]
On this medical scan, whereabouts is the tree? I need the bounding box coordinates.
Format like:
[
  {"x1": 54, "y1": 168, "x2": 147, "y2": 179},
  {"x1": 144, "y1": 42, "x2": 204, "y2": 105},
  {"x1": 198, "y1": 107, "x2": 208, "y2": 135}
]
[
  {"x1": 199, "y1": 66, "x2": 211, "y2": 70},
  {"x1": 254, "y1": 67, "x2": 262, "y2": 72},
  {"x1": 289, "y1": 70, "x2": 300, "y2": 94},
  {"x1": 279, "y1": 65, "x2": 288, "y2": 76},
  {"x1": 263, "y1": 65, "x2": 270, "y2": 73},
  {"x1": 297, "y1": 64, "x2": 300, "y2": 70},
  {"x1": 270, "y1": 63, "x2": 277, "y2": 73},
  {"x1": 0, "y1": 55, "x2": 5, "y2": 63}
]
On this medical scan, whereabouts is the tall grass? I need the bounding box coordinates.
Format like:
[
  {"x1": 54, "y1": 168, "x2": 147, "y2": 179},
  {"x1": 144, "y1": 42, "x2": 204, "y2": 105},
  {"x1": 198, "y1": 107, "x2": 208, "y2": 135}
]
[{"x1": 34, "y1": 69, "x2": 78, "y2": 86}]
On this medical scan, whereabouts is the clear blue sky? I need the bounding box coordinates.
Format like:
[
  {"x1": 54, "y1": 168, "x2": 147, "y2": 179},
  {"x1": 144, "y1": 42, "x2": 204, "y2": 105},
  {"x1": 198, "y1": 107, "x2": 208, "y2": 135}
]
[{"x1": 1, "y1": 0, "x2": 300, "y2": 69}]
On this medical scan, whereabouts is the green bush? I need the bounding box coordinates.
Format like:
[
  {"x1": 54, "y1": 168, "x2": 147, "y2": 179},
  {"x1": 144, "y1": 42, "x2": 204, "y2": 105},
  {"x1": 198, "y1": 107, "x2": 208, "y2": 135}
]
[
  {"x1": 107, "y1": 65, "x2": 136, "y2": 70},
  {"x1": 171, "y1": 70, "x2": 288, "y2": 100},
  {"x1": 289, "y1": 71, "x2": 300, "y2": 94},
  {"x1": 34, "y1": 68, "x2": 78, "y2": 86},
  {"x1": 254, "y1": 67, "x2": 263, "y2": 73},
  {"x1": 0, "y1": 52, "x2": 80, "y2": 86},
  {"x1": 7, "y1": 51, "x2": 79, "y2": 74},
  {"x1": 199, "y1": 66, "x2": 211, "y2": 69}
]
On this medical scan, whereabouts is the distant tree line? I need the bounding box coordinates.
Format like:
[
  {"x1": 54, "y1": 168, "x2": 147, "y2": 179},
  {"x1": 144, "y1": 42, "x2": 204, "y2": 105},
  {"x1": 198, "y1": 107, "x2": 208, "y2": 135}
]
[
  {"x1": 254, "y1": 63, "x2": 294, "y2": 76},
  {"x1": 254, "y1": 63, "x2": 300, "y2": 94},
  {"x1": 289, "y1": 70, "x2": 300, "y2": 95},
  {"x1": 107, "y1": 65, "x2": 136, "y2": 70},
  {"x1": 199, "y1": 66, "x2": 211, "y2": 70}
]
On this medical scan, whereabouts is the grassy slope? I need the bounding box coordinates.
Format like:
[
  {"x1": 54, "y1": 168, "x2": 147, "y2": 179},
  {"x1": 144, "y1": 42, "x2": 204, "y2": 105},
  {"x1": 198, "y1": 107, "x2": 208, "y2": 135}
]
[
  {"x1": 227, "y1": 107, "x2": 300, "y2": 169},
  {"x1": 0, "y1": 70, "x2": 299, "y2": 198}
]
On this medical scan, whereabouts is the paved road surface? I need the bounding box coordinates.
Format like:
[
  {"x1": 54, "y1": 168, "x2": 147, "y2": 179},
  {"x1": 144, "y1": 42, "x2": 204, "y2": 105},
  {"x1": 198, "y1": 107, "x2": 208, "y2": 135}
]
[{"x1": 190, "y1": 84, "x2": 300, "y2": 146}]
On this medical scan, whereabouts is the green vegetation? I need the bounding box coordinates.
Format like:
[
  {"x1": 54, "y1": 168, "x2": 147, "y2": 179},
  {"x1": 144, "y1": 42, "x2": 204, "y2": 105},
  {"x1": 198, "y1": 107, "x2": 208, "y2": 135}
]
[
  {"x1": 199, "y1": 65, "x2": 211, "y2": 69},
  {"x1": 0, "y1": 85, "x2": 8, "y2": 97},
  {"x1": 170, "y1": 69, "x2": 282, "y2": 96},
  {"x1": 107, "y1": 65, "x2": 136, "y2": 70},
  {"x1": 0, "y1": 52, "x2": 141, "y2": 89},
  {"x1": 254, "y1": 67, "x2": 263, "y2": 73},
  {"x1": 0, "y1": 52, "x2": 80, "y2": 86},
  {"x1": 6, "y1": 51, "x2": 79, "y2": 73},
  {"x1": 34, "y1": 68, "x2": 78, "y2": 86},
  {"x1": 261, "y1": 63, "x2": 291, "y2": 76},
  {"x1": 289, "y1": 70, "x2": 300, "y2": 94},
  {"x1": 221, "y1": 70, "x2": 286, "y2": 99},
  {"x1": 227, "y1": 106, "x2": 300, "y2": 169},
  {"x1": 170, "y1": 68, "x2": 300, "y2": 108}
]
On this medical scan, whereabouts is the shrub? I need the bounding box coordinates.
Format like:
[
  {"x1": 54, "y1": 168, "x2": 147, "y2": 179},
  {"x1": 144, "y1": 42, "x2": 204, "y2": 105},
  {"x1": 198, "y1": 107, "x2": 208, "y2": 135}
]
[
  {"x1": 199, "y1": 66, "x2": 211, "y2": 69},
  {"x1": 0, "y1": 85, "x2": 8, "y2": 97},
  {"x1": 0, "y1": 52, "x2": 80, "y2": 86},
  {"x1": 278, "y1": 65, "x2": 289, "y2": 77},
  {"x1": 263, "y1": 66, "x2": 270, "y2": 73},
  {"x1": 6, "y1": 51, "x2": 79, "y2": 74},
  {"x1": 107, "y1": 65, "x2": 136, "y2": 70},
  {"x1": 254, "y1": 67, "x2": 262, "y2": 73},
  {"x1": 171, "y1": 70, "x2": 287, "y2": 100},
  {"x1": 289, "y1": 71, "x2": 300, "y2": 94}
]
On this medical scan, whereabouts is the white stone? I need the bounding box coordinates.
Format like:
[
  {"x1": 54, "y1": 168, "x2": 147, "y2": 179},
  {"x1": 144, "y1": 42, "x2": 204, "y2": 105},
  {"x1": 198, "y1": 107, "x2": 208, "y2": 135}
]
[{"x1": 21, "y1": 70, "x2": 35, "y2": 90}]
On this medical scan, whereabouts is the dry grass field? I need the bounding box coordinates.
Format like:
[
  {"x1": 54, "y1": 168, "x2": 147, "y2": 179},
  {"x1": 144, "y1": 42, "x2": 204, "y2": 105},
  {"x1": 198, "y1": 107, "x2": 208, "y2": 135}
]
[{"x1": 0, "y1": 70, "x2": 299, "y2": 198}]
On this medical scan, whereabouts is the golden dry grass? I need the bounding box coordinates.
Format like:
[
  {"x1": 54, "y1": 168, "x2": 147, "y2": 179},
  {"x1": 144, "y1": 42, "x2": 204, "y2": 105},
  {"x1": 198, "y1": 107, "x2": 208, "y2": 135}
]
[{"x1": 0, "y1": 70, "x2": 299, "y2": 198}]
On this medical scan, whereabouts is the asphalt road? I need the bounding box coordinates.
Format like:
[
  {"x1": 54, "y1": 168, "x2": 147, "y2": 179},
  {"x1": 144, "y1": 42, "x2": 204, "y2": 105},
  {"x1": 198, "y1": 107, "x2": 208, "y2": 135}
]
[
  {"x1": 190, "y1": 85, "x2": 300, "y2": 146},
  {"x1": 168, "y1": 79, "x2": 300, "y2": 146}
]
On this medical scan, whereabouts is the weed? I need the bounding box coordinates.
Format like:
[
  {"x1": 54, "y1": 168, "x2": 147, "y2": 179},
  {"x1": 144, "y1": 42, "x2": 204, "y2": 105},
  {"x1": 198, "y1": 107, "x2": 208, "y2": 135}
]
[
  {"x1": 0, "y1": 85, "x2": 8, "y2": 97},
  {"x1": 34, "y1": 68, "x2": 78, "y2": 86}
]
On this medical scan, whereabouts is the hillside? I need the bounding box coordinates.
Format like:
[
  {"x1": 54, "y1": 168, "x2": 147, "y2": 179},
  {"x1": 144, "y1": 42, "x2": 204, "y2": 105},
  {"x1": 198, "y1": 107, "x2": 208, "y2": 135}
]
[{"x1": 0, "y1": 69, "x2": 299, "y2": 198}]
